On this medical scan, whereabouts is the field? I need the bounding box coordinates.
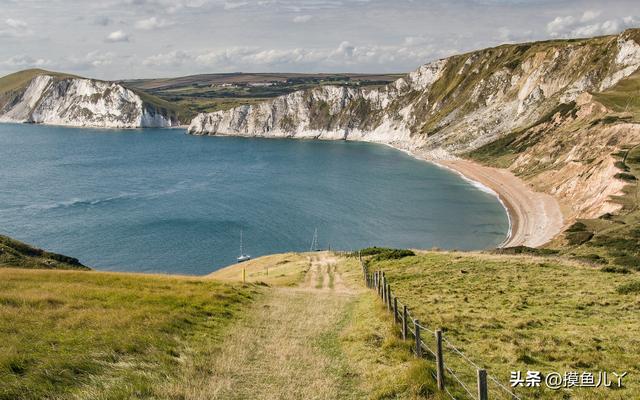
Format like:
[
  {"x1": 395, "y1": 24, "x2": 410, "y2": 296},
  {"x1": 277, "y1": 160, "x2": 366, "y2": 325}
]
[
  {"x1": 0, "y1": 268, "x2": 259, "y2": 400},
  {"x1": 123, "y1": 72, "x2": 403, "y2": 115},
  {"x1": 354, "y1": 250, "x2": 640, "y2": 399}
]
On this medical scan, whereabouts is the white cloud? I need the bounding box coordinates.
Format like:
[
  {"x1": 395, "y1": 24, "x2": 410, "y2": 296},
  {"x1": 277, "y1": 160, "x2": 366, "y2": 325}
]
[
  {"x1": 64, "y1": 51, "x2": 116, "y2": 69},
  {"x1": 293, "y1": 15, "x2": 312, "y2": 23},
  {"x1": 5, "y1": 18, "x2": 27, "y2": 29},
  {"x1": 135, "y1": 17, "x2": 173, "y2": 30},
  {"x1": 0, "y1": 55, "x2": 50, "y2": 68},
  {"x1": 547, "y1": 11, "x2": 638, "y2": 38},
  {"x1": 105, "y1": 30, "x2": 130, "y2": 43},
  {"x1": 224, "y1": 1, "x2": 248, "y2": 10},
  {"x1": 142, "y1": 40, "x2": 452, "y2": 72}
]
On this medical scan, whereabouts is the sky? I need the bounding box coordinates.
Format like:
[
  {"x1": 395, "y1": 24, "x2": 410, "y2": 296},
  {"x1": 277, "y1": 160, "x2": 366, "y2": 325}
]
[{"x1": 1, "y1": 0, "x2": 639, "y2": 80}]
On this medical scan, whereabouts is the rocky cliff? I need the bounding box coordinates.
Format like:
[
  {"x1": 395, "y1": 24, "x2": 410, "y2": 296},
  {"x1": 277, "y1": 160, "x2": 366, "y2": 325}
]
[
  {"x1": 0, "y1": 70, "x2": 183, "y2": 128},
  {"x1": 189, "y1": 29, "x2": 640, "y2": 224}
]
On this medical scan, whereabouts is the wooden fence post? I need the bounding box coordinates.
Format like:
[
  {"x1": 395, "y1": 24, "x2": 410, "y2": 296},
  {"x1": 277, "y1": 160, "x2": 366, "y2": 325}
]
[
  {"x1": 435, "y1": 329, "x2": 445, "y2": 391},
  {"x1": 393, "y1": 297, "x2": 398, "y2": 324},
  {"x1": 387, "y1": 285, "x2": 392, "y2": 312},
  {"x1": 402, "y1": 305, "x2": 408, "y2": 340},
  {"x1": 477, "y1": 369, "x2": 488, "y2": 400},
  {"x1": 242, "y1": 268, "x2": 246, "y2": 283},
  {"x1": 414, "y1": 319, "x2": 422, "y2": 358}
]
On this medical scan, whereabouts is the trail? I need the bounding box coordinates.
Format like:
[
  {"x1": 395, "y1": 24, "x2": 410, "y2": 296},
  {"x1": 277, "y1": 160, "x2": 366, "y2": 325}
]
[{"x1": 191, "y1": 254, "x2": 361, "y2": 399}]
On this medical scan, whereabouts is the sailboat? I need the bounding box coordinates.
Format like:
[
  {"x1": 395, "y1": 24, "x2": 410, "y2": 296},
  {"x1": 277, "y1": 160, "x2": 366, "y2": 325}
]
[{"x1": 237, "y1": 229, "x2": 251, "y2": 263}]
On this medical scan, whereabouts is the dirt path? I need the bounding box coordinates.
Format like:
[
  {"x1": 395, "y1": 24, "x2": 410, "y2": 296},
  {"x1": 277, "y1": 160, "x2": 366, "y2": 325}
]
[{"x1": 191, "y1": 255, "x2": 360, "y2": 399}]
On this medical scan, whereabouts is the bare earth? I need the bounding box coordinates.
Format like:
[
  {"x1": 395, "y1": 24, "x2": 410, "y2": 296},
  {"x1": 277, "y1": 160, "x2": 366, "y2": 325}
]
[{"x1": 438, "y1": 159, "x2": 565, "y2": 248}]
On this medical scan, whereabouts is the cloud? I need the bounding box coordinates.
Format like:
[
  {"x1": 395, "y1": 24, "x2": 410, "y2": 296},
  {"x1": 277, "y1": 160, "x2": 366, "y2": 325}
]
[
  {"x1": 105, "y1": 30, "x2": 130, "y2": 42},
  {"x1": 547, "y1": 11, "x2": 638, "y2": 38},
  {"x1": 93, "y1": 16, "x2": 113, "y2": 26},
  {"x1": 64, "y1": 51, "x2": 116, "y2": 69},
  {"x1": 5, "y1": 18, "x2": 27, "y2": 29},
  {"x1": 135, "y1": 17, "x2": 173, "y2": 30},
  {"x1": 293, "y1": 15, "x2": 312, "y2": 23},
  {"x1": 142, "y1": 39, "x2": 453, "y2": 72},
  {"x1": 0, "y1": 18, "x2": 33, "y2": 38},
  {"x1": 0, "y1": 55, "x2": 50, "y2": 68},
  {"x1": 224, "y1": 1, "x2": 248, "y2": 10}
]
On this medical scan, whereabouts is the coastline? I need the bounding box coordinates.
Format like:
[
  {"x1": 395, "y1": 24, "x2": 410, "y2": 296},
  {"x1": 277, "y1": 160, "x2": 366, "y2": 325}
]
[
  {"x1": 432, "y1": 158, "x2": 564, "y2": 248},
  {"x1": 376, "y1": 142, "x2": 564, "y2": 248}
]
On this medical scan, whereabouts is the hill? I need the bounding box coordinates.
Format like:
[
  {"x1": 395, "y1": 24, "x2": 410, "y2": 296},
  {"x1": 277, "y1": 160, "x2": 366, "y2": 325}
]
[
  {"x1": 0, "y1": 69, "x2": 188, "y2": 128},
  {"x1": 0, "y1": 234, "x2": 88, "y2": 270},
  {"x1": 123, "y1": 72, "x2": 404, "y2": 114}
]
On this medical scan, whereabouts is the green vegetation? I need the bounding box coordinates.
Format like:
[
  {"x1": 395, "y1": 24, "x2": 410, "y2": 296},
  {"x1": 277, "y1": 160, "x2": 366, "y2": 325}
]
[
  {"x1": 592, "y1": 69, "x2": 640, "y2": 121},
  {"x1": 357, "y1": 247, "x2": 416, "y2": 261},
  {"x1": 0, "y1": 234, "x2": 88, "y2": 270},
  {"x1": 0, "y1": 268, "x2": 259, "y2": 400},
  {"x1": 355, "y1": 251, "x2": 640, "y2": 399}
]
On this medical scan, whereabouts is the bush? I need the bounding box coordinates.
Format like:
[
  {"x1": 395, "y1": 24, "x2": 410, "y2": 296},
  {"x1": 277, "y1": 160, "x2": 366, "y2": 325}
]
[
  {"x1": 492, "y1": 246, "x2": 560, "y2": 255},
  {"x1": 614, "y1": 173, "x2": 637, "y2": 181},
  {"x1": 573, "y1": 254, "x2": 607, "y2": 264},
  {"x1": 613, "y1": 255, "x2": 640, "y2": 270},
  {"x1": 566, "y1": 231, "x2": 594, "y2": 245},
  {"x1": 602, "y1": 266, "x2": 630, "y2": 274},
  {"x1": 358, "y1": 247, "x2": 415, "y2": 261},
  {"x1": 616, "y1": 281, "x2": 640, "y2": 294},
  {"x1": 566, "y1": 222, "x2": 587, "y2": 232}
]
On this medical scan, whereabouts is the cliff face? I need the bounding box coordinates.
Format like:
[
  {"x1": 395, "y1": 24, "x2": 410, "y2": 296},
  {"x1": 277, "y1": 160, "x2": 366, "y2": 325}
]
[
  {"x1": 189, "y1": 29, "x2": 640, "y2": 222},
  {"x1": 0, "y1": 73, "x2": 182, "y2": 128}
]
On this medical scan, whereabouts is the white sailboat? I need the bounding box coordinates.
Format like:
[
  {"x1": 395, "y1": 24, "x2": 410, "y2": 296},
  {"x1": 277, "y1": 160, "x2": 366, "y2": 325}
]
[{"x1": 237, "y1": 229, "x2": 251, "y2": 263}]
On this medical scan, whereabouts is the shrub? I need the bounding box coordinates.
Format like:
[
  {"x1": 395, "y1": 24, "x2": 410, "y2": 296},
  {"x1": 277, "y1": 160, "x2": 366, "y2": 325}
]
[
  {"x1": 602, "y1": 266, "x2": 630, "y2": 274},
  {"x1": 566, "y1": 222, "x2": 587, "y2": 232},
  {"x1": 358, "y1": 247, "x2": 415, "y2": 261},
  {"x1": 614, "y1": 173, "x2": 637, "y2": 181},
  {"x1": 613, "y1": 255, "x2": 640, "y2": 270},
  {"x1": 566, "y1": 231, "x2": 594, "y2": 245},
  {"x1": 616, "y1": 281, "x2": 640, "y2": 294}
]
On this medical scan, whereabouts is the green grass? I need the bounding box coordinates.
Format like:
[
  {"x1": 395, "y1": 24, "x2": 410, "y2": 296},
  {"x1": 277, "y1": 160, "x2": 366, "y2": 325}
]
[
  {"x1": 0, "y1": 234, "x2": 88, "y2": 270},
  {"x1": 0, "y1": 268, "x2": 259, "y2": 399},
  {"x1": 355, "y1": 251, "x2": 640, "y2": 399},
  {"x1": 593, "y1": 69, "x2": 640, "y2": 121}
]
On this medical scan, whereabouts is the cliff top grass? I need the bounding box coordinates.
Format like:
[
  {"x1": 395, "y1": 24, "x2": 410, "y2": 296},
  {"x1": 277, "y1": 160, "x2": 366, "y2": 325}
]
[
  {"x1": 0, "y1": 234, "x2": 88, "y2": 270},
  {"x1": 207, "y1": 252, "x2": 311, "y2": 286},
  {"x1": 0, "y1": 267, "x2": 260, "y2": 400},
  {"x1": 354, "y1": 251, "x2": 640, "y2": 399}
]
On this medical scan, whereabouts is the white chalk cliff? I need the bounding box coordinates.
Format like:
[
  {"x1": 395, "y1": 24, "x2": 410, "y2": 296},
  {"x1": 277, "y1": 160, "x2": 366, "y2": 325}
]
[{"x1": 0, "y1": 74, "x2": 181, "y2": 128}]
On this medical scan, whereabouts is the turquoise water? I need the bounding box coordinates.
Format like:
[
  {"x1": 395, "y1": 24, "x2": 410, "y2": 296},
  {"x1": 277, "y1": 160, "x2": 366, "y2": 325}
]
[{"x1": 0, "y1": 123, "x2": 509, "y2": 275}]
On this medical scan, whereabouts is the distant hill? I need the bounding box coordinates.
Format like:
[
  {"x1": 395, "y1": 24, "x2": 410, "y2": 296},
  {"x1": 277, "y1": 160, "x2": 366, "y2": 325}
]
[
  {"x1": 0, "y1": 234, "x2": 88, "y2": 270},
  {"x1": 122, "y1": 72, "x2": 405, "y2": 114},
  {"x1": 0, "y1": 69, "x2": 189, "y2": 128}
]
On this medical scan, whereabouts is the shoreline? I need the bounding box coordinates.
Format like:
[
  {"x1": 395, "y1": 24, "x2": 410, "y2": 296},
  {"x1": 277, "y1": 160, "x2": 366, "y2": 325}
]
[
  {"x1": 432, "y1": 158, "x2": 563, "y2": 248},
  {"x1": 376, "y1": 143, "x2": 564, "y2": 248}
]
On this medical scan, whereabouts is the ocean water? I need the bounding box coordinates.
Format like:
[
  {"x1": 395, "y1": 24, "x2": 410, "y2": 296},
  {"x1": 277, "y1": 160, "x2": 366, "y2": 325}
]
[{"x1": 0, "y1": 123, "x2": 509, "y2": 275}]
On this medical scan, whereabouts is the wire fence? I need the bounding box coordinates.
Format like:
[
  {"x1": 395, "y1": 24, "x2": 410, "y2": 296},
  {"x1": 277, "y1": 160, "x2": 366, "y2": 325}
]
[{"x1": 359, "y1": 252, "x2": 523, "y2": 400}]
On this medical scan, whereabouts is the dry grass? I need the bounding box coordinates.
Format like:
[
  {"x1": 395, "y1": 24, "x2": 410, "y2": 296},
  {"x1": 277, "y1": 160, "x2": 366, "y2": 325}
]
[
  {"x1": 353, "y1": 251, "x2": 640, "y2": 399},
  {"x1": 207, "y1": 252, "x2": 310, "y2": 287},
  {"x1": 0, "y1": 268, "x2": 259, "y2": 400}
]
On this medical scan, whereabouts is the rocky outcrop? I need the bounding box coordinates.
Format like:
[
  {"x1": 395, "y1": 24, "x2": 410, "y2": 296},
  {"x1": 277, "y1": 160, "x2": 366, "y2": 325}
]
[
  {"x1": 0, "y1": 74, "x2": 181, "y2": 128},
  {"x1": 189, "y1": 29, "x2": 640, "y2": 225}
]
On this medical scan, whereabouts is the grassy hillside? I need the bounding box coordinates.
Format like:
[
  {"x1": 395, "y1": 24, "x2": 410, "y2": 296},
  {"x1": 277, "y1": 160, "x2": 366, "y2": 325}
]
[
  {"x1": 0, "y1": 268, "x2": 259, "y2": 400},
  {"x1": 0, "y1": 234, "x2": 88, "y2": 270},
  {"x1": 354, "y1": 251, "x2": 640, "y2": 399}
]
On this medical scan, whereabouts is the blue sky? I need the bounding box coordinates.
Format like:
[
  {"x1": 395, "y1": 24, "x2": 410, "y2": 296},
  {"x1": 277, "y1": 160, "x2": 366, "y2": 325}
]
[{"x1": 1, "y1": 0, "x2": 639, "y2": 79}]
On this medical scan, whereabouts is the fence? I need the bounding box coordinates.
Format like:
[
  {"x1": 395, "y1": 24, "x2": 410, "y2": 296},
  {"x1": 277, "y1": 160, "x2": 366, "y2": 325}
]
[{"x1": 359, "y1": 253, "x2": 522, "y2": 400}]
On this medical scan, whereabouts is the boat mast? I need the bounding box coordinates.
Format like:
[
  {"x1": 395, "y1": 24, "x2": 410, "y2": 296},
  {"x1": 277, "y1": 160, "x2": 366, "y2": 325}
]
[
  {"x1": 310, "y1": 227, "x2": 318, "y2": 252},
  {"x1": 239, "y1": 229, "x2": 243, "y2": 256}
]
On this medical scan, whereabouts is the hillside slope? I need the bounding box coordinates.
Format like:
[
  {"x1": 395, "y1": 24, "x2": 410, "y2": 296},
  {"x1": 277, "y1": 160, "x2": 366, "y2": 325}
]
[
  {"x1": 0, "y1": 234, "x2": 88, "y2": 270},
  {"x1": 188, "y1": 29, "x2": 640, "y2": 236},
  {"x1": 0, "y1": 69, "x2": 185, "y2": 128}
]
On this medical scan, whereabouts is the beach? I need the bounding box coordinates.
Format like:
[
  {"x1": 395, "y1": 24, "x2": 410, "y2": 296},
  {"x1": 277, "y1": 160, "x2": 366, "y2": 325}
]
[{"x1": 437, "y1": 159, "x2": 565, "y2": 248}]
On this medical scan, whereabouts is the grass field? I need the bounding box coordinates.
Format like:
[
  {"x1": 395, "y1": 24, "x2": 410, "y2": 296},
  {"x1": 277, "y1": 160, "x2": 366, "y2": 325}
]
[
  {"x1": 0, "y1": 268, "x2": 259, "y2": 400},
  {"x1": 354, "y1": 251, "x2": 640, "y2": 399}
]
